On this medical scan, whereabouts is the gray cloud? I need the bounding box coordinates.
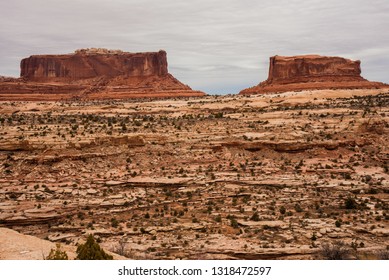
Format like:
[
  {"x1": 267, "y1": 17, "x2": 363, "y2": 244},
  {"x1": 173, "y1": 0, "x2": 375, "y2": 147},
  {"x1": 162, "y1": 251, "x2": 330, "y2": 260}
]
[{"x1": 1, "y1": 0, "x2": 388, "y2": 93}]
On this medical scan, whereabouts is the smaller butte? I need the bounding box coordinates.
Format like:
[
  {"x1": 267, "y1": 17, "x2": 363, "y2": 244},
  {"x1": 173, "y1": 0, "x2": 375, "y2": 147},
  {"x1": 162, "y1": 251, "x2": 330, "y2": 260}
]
[{"x1": 240, "y1": 55, "x2": 388, "y2": 94}]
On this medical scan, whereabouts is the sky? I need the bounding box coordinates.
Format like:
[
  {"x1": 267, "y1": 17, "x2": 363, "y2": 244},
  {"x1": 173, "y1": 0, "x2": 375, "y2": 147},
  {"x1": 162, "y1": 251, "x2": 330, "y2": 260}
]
[{"x1": 1, "y1": 0, "x2": 388, "y2": 94}]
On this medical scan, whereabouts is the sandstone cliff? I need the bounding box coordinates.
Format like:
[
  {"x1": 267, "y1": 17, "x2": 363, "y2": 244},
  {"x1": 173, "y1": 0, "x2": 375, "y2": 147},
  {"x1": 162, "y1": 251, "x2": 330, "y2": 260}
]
[
  {"x1": 0, "y1": 48, "x2": 204, "y2": 100},
  {"x1": 240, "y1": 55, "x2": 387, "y2": 94},
  {"x1": 20, "y1": 49, "x2": 168, "y2": 81}
]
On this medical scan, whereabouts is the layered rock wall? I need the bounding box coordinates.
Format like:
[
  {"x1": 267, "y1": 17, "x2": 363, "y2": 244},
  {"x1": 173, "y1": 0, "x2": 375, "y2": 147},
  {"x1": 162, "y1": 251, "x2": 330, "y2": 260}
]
[
  {"x1": 20, "y1": 49, "x2": 168, "y2": 81},
  {"x1": 267, "y1": 55, "x2": 362, "y2": 83}
]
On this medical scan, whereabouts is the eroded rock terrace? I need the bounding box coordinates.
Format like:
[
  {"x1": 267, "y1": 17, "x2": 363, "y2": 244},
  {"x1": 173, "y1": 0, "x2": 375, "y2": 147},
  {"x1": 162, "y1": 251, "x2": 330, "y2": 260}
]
[{"x1": 0, "y1": 89, "x2": 388, "y2": 259}]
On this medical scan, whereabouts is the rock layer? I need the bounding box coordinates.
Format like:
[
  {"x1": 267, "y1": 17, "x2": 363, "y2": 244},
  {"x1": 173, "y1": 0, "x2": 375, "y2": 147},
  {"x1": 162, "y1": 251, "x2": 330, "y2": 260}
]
[
  {"x1": 240, "y1": 55, "x2": 388, "y2": 94},
  {"x1": 0, "y1": 48, "x2": 204, "y2": 100}
]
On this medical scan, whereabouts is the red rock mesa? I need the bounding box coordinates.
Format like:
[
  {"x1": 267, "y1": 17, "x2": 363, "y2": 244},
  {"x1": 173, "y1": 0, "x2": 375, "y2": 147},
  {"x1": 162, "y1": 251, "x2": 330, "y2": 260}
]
[
  {"x1": 240, "y1": 55, "x2": 388, "y2": 94},
  {"x1": 0, "y1": 48, "x2": 204, "y2": 100}
]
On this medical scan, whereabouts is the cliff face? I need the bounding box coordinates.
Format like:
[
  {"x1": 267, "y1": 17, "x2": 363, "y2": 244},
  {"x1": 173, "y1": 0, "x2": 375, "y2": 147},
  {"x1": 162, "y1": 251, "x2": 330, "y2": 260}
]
[
  {"x1": 240, "y1": 55, "x2": 387, "y2": 94},
  {"x1": 267, "y1": 55, "x2": 362, "y2": 83},
  {"x1": 20, "y1": 49, "x2": 168, "y2": 81}
]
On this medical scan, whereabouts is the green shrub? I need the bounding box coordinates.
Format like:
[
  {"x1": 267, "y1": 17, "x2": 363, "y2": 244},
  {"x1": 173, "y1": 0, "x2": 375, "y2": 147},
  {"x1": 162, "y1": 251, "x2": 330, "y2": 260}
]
[
  {"x1": 344, "y1": 197, "x2": 358, "y2": 209},
  {"x1": 76, "y1": 235, "x2": 113, "y2": 260},
  {"x1": 111, "y1": 218, "x2": 119, "y2": 228},
  {"x1": 230, "y1": 218, "x2": 239, "y2": 228},
  {"x1": 46, "y1": 244, "x2": 68, "y2": 260},
  {"x1": 215, "y1": 215, "x2": 222, "y2": 223},
  {"x1": 250, "y1": 212, "x2": 260, "y2": 221}
]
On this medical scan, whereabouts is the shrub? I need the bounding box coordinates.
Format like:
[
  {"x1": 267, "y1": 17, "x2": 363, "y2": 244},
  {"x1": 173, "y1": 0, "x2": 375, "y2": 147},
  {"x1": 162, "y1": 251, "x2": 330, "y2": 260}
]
[
  {"x1": 343, "y1": 173, "x2": 352, "y2": 180},
  {"x1": 317, "y1": 242, "x2": 353, "y2": 260},
  {"x1": 46, "y1": 244, "x2": 68, "y2": 260},
  {"x1": 250, "y1": 212, "x2": 260, "y2": 221},
  {"x1": 114, "y1": 238, "x2": 128, "y2": 256},
  {"x1": 76, "y1": 235, "x2": 113, "y2": 260},
  {"x1": 215, "y1": 215, "x2": 222, "y2": 223},
  {"x1": 230, "y1": 218, "x2": 239, "y2": 228},
  {"x1": 294, "y1": 203, "x2": 303, "y2": 212},
  {"x1": 344, "y1": 197, "x2": 358, "y2": 209},
  {"x1": 111, "y1": 218, "x2": 119, "y2": 228},
  {"x1": 376, "y1": 248, "x2": 389, "y2": 260}
]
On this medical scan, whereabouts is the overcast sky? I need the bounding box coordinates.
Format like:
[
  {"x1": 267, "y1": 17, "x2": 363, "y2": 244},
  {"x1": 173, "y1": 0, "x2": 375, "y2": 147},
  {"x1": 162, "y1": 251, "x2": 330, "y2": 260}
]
[{"x1": 1, "y1": 0, "x2": 388, "y2": 94}]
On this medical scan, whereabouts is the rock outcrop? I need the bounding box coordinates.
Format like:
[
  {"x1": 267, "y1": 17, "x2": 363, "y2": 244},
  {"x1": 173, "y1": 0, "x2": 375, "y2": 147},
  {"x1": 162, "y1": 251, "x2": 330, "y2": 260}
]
[
  {"x1": 240, "y1": 55, "x2": 388, "y2": 94},
  {"x1": 0, "y1": 227, "x2": 125, "y2": 260},
  {"x1": 0, "y1": 48, "x2": 205, "y2": 100}
]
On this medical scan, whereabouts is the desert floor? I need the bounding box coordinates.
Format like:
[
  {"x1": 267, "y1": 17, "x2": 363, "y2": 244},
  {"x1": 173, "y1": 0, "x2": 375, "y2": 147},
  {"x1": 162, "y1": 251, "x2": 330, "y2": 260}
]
[{"x1": 0, "y1": 89, "x2": 388, "y2": 259}]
